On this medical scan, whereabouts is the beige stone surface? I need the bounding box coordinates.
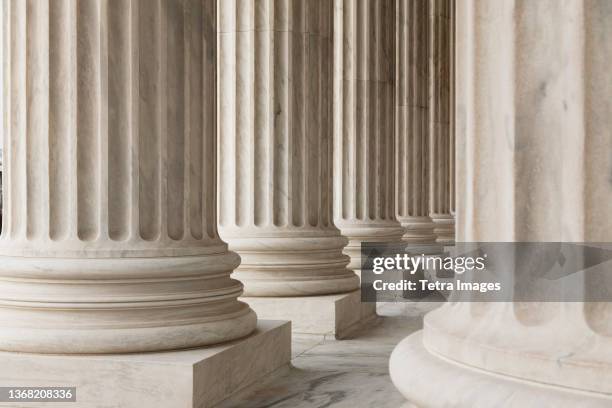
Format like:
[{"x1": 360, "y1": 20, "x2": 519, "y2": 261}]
[
  {"x1": 217, "y1": 0, "x2": 359, "y2": 297},
  {"x1": 391, "y1": 332, "x2": 612, "y2": 408},
  {"x1": 220, "y1": 302, "x2": 442, "y2": 408},
  {"x1": 0, "y1": 321, "x2": 291, "y2": 408},
  {"x1": 244, "y1": 290, "x2": 376, "y2": 339}
]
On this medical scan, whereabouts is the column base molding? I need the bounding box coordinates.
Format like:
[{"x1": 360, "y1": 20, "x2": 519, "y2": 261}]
[
  {"x1": 223, "y1": 234, "x2": 359, "y2": 297},
  {"x1": 390, "y1": 331, "x2": 612, "y2": 408},
  {"x1": 0, "y1": 253, "x2": 256, "y2": 354},
  {"x1": 243, "y1": 290, "x2": 376, "y2": 339},
  {"x1": 0, "y1": 320, "x2": 290, "y2": 408},
  {"x1": 430, "y1": 213, "x2": 456, "y2": 245},
  {"x1": 337, "y1": 222, "x2": 406, "y2": 271},
  {"x1": 398, "y1": 216, "x2": 438, "y2": 244}
]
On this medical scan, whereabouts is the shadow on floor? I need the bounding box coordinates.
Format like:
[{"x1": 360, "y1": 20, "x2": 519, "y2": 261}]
[{"x1": 218, "y1": 301, "x2": 442, "y2": 408}]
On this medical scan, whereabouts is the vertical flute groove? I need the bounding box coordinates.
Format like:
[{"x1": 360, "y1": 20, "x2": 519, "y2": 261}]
[
  {"x1": 107, "y1": 0, "x2": 131, "y2": 241},
  {"x1": 98, "y1": 0, "x2": 109, "y2": 242},
  {"x1": 138, "y1": 0, "x2": 161, "y2": 241},
  {"x1": 26, "y1": 0, "x2": 50, "y2": 240},
  {"x1": 187, "y1": 0, "x2": 204, "y2": 240},
  {"x1": 129, "y1": 0, "x2": 140, "y2": 242},
  {"x1": 76, "y1": 0, "x2": 101, "y2": 241},
  {"x1": 165, "y1": 0, "x2": 185, "y2": 240}
]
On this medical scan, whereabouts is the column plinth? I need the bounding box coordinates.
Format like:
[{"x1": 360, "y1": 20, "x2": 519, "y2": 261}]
[{"x1": 0, "y1": 0, "x2": 255, "y2": 354}]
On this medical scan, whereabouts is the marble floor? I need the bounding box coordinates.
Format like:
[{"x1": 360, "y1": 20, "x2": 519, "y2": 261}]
[{"x1": 219, "y1": 300, "x2": 443, "y2": 408}]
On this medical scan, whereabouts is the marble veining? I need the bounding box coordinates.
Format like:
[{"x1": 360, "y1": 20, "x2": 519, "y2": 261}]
[{"x1": 219, "y1": 302, "x2": 440, "y2": 408}]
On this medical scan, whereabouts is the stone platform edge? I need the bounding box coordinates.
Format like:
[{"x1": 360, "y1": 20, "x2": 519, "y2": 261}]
[
  {"x1": 243, "y1": 289, "x2": 377, "y2": 339},
  {"x1": 0, "y1": 320, "x2": 291, "y2": 408}
]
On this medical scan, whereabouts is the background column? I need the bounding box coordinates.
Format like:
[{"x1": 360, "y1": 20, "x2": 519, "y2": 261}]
[
  {"x1": 395, "y1": 0, "x2": 436, "y2": 244},
  {"x1": 334, "y1": 0, "x2": 404, "y2": 271},
  {"x1": 0, "y1": 0, "x2": 256, "y2": 354},
  {"x1": 448, "y1": 0, "x2": 456, "y2": 221},
  {"x1": 217, "y1": 0, "x2": 359, "y2": 297},
  {"x1": 428, "y1": 0, "x2": 455, "y2": 245}
]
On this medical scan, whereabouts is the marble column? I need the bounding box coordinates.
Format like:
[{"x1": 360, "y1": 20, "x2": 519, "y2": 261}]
[
  {"x1": 395, "y1": 0, "x2": 436, "y2": 244},
  {"x1": 217, "y1": 0, "x2": 359, "y2": 297},
  {"x1": 0, "y1": 0, "x2": 256, "y2": 354},
  {"x1": 334, "y1": 0, "x2": 404, "y2": 271},
  {"x1": 391, "y1": 0, "x2": 612, "y2": 406},
  {"x1": 448, "y1": 0, "x2": 456, "y2": 220},
  {"x1": 428, "y1": 0, "x2": 455, "y2": 244}
]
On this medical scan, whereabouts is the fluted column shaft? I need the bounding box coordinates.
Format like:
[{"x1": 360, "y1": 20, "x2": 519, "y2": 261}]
[
  {"x1": 217, "y1": 0, "x2": 359, "y2": 297},
  {"x1": 448, "y1": 0, "x2": 456, "y2": 218},
  {"x1": 395, "y1": 0, "x2": 436, "y2": 244},
  {"x1": 392, "y1": 0, "x2": 612, "y2": 404},
  {"x1": 428, "y1": 0, "x2": 455, "y2": 244},
  {"x1": 0, "y1": 0, "x2": 255, "y2": 354},
  {"x1": 333, "y1": 0, "x2": 404, "y2": 270}
]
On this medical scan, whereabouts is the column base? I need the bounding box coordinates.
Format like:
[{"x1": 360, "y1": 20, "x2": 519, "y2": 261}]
[
  {"x1": 243, "y1": 290, "x2": 376, "y2": 339},
  {"x1": 398, "y1": 215, "x2": 438, "y2": 244},
  {"x1": 0, "y1": 320, "x2": 290, "y2": 408},
  {"x1": 221, "y1": 233, "x2": 359, "y2": 297},
  {"x1": 431, "y1": 213, "x2": 455, "y2": 245},
  {"x1": 390, "y1": 331, "x2": 612, "y2": 408},
  {"x1": 336, "y1": 221, "x2": 405, "y2": 270}
]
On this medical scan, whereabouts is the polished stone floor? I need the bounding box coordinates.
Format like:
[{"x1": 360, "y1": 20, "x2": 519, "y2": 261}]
[{"x1": 220, "y1": 300, "x2": 443, "y2": 408}]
